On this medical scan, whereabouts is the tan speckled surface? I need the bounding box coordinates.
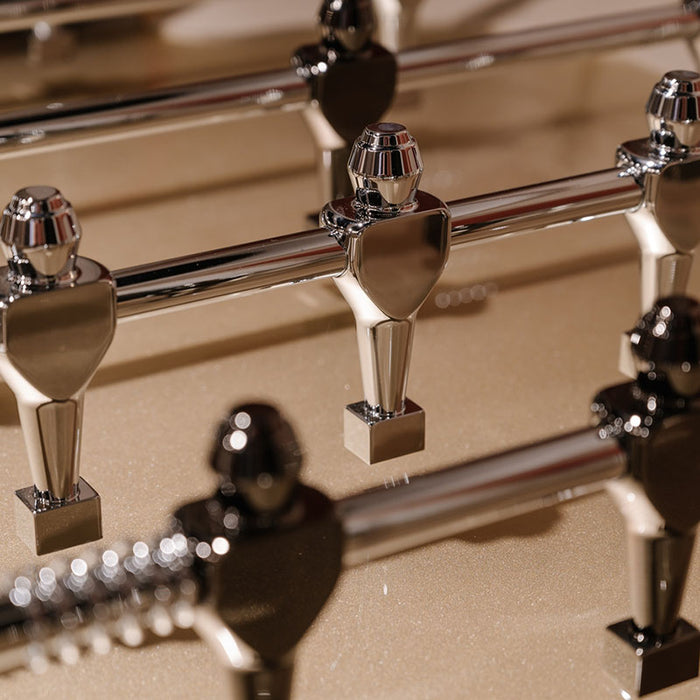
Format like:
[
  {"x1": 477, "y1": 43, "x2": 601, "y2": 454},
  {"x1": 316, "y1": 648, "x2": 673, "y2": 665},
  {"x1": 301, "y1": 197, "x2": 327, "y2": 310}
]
[{"x1": 0, "y1": 1, "x2": 699, "y2": 698}]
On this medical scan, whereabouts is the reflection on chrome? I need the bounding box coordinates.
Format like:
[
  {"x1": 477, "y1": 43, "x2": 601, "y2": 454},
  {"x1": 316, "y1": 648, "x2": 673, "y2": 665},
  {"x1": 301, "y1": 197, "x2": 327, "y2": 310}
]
[
  {"x1": 2, "y1": 2, "x2": 700, "y2": 697},
  {"x1": 0, "y1": 70, "x2": 689, "y2": 541},
  {"x1": 595, "y1": 297, "x2": 700, "y2": 696},
  {"x1": 321, "y1": 122, "x2": 450, "y2": 463},
  {"x1": 0, "y1": 4, "x2": 696, "y2": 155},
  {"x1": 619, "y1": 71, "x2": 700, "y2": 313},
  {"x1": 293, "y1": 0, "x2": 396, "y2": 202},
  {"x1": 106, "y1": 70, "x2": 700, "y2": 343},
  {"x1": 0, "y1": 300, "x2": 699, "y2": 698},
  {"x1": 0, "y1": 186, "x2": 116, "y2": 554},
  {"x1": 339, "y1": 426, "x2": 624, "y2": 564},
  {"x1": 0, "y1": 413, "x2": 625, "y2": 696}
]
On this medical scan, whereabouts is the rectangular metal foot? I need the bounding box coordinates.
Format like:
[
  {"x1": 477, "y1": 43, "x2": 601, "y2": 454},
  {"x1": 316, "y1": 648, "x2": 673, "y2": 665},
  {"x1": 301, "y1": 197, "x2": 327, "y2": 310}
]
[
  {"x1": 605, "y1": 618, "x2": 700, "y2": 696},
  {"x1": 15, "y1": 477, "x2": 102, "y2": 555},
  {"x1": 344, "y1": 398, "x2": 425, "y2": 464}
]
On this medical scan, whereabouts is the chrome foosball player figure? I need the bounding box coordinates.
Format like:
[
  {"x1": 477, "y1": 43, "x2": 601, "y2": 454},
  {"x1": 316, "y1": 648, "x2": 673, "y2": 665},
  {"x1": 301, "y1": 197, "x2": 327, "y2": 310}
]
[
  {"x1": 618, "y1": 71, "x2": 700, "y2": 314},
  {"x1": 322, "y1": 122, "x2": 450, "y2": 464},
  {"x1": 173, "y1": 404, "x2": 343, "y2": 698},
  {"x1": 0, "y1": 403, "x2": 343, "y2": 700},
  {"x1": 0, "y1": 186, "x2": 116, "y2": 554},
  {"x1": 293, "y1": 0, "x2": 397, "y2": 205},
  {"x1": 594, "y1": 296, "x2": 700, "y2": 696}
]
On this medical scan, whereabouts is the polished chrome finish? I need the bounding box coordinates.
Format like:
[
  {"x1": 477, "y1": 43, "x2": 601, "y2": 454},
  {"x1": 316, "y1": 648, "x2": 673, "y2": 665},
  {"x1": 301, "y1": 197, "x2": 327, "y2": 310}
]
[
  {"x1": 615, "y1": 72, "x2": 700, "y2": 376},
  {"x1": 0, "y1": 535, "x2": 198, "y2": 674},
  {"x1": 0, "y1": 260, "x2": 116, "y2": 496},
  {"x1": 293, "y1": 1, "x2": 397, "y2": 204},
  {"x1": 646, "y1": 70, "x2": 700, "y2": 151},
  {"x1": 174, "y1": 403, "x2": 342, "y2": 696},
  {"x1": 14, "y1": 477, "x2": 101, "y2": 555},
  {"x1": 449, "y1": 168, "x2": 642, "y2": 247},
  {"x1": 595, "y1": 297, "x2": 700, "y2": 694},
  {"x1": 0, "y1": 186, "x2": 116, "y2": 553},
  {"x1": 0, "y1": 185, "x2": 80, "y2": 285},
  {"x1": 618, "y1": 72, "x2": 700, "y2": 317},
  {"x1": 347, "y1": 122, "x2": 422, "y2": 215},
  {"x1": 322, "y1": 123, "x2": 449, "y2": 462},
  {"x1": 605, "y1": 618, "x2": 700, "y2": 697},
  {"x1": 75, "y1": 70, "x2": 700, "y2": 330},
  {"x1": 0, "y1": 7, "x2": 694, "y2": 157},
  {"x1": 604, "y1": 468, "x2": 700, "y2": 695},
  {"x1": 621, "y1": 157, "x2": 699, "y2": 312},
  {"x1": 396, "y1": 6, "x2": 700, "y2": 90},
  {"x1": 628, "y1": 295, "x2": 700, "y2": 397},
  {"x1": 0, "y1": 424, "x2": 625, "y2": 685},
  {"x1": 0, "y1": 0, "x2": 197, "y2": 32},
  {"x1": 208, "y1": 403, "x2": 304, "y2": 515},
  {"x1": 338, "y1": 427, "x2": 625, "y2": 566},
  {"x1": 607, "y1": 477, "x2": 696, "y2": 635},
  {"x1": 344, "y1": 398, "x2": 424, "y2": 464},
  {"x1": 318, "y1": 0, "x2": 374, "y2": 53},
  {"x1": 111, "y1": 168, "x2": 641, "y2": 321},
  {"x1": 192, "y1": 608, "x2": 296, "y2": 700},
  {"x1": 0, "y1": 70, "x2": 310, "y2": 157},
  {"x1": 0, "y1": 404, "x2": 341, "y2": 695},
  {"x1": 114, "y1": 229, "x2": 345, "y2": 319}
]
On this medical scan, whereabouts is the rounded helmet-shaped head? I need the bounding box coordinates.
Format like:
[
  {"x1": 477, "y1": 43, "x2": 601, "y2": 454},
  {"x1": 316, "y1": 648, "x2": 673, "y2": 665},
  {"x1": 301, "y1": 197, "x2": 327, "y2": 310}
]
[
  {"x1": 646, "y1": 70, "x2": 700, "y2": 151},
  {"x1": 348, "y1": 122, "x2": 423, "y2": 217},
  {"x1": 629, "y1": 296, "x2": 700, "y2": 397},
  {"x1": 0, "y1": 185, "x2": 80, "y2": 284},
  {"x1": 318, "y1": 0, "x2": 374, "y2": 52},
  {"x1": 210, "y1": 403, "x2": 302, "y2": 514}
]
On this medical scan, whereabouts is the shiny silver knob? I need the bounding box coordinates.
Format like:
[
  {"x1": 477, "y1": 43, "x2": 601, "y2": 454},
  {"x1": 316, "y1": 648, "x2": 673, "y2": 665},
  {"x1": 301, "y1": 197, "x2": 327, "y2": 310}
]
[
  {"x1": 319, "y1": 0, "x2": 374, "y2": 52},
  {"x1": 0, "y1": 185, "x2": 80, "y2": 284},
  {"x1": 646, "y1": 70, "x2": 700, "y2": 150},
  {"x1": 348, "y1": 122, "x2": 423, "y2": 215}
]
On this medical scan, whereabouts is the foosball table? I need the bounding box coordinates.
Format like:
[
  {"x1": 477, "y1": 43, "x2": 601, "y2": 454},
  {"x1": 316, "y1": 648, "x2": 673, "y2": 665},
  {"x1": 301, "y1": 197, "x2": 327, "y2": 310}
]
[{"x1": 0, "y1": 1, "x2": 698, "y2": 698}]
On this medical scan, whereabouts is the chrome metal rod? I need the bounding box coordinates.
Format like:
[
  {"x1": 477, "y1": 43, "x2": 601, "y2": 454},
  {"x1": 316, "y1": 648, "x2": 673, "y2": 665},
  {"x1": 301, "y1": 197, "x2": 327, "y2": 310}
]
[
  {"x1": 0, "y1": 69, "x2": 310, "y2": 158},
  {"x1": 449, "y1": 168, "x2": 643, "y2": 247},
  {"x1": 397, "y1": 5, "x2": 700, "y2": 90},
  {"x1": 0, "y1": 0, "x2": 197, "y2": 32},
  {"x1": 113, "y1": 168, "x2": 642, "y2": 319},
  {"x1": 337, "y1": 428, "x2": 626, "y2": 567},
  {"x1": 0, "y1": 5, "x2": 695, "y2": 153},
  {"x1": 114, "y1": 229, "x2": 346, "y2": 319}
]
